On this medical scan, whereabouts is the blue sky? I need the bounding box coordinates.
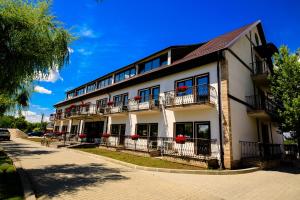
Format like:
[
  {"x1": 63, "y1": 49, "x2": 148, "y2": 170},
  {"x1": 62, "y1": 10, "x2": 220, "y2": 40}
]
[{"x1": 27, "y1": 0, "x2": 300, "y2": 122}]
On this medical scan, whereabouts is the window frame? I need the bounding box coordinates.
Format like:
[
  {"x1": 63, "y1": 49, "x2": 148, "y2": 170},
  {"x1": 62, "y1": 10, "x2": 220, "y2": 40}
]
[
  {"x1": 137, "y1": 85, "x2": 160, "y2": 102},
  {"x1": 173, "y1": 122, "x2": 194, "y2": 139}
]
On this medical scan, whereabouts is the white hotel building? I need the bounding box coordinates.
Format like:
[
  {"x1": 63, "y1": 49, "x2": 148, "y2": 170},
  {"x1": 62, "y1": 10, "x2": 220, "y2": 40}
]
[{"x1": 51, "y1": 21, "x2": 283, "y2": 169}]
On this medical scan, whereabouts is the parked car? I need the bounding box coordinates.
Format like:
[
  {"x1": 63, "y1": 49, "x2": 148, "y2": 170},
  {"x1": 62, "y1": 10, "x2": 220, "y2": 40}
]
[
  {"x1": 27, "y1": 131, "x2": 44, "y2": 137},
  {"x1": 0, "y1": 128, "x2": 10, "y2": 140}
]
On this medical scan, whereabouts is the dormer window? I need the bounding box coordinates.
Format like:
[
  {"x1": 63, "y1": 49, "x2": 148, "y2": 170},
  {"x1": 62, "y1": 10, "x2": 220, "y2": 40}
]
[
  {"x1": 114, "y1": 67, "x2": 136, "y2": 83},
  {"x1": 87, "y1": 83, "x2": 96, "y2": 93},
  {"x1": 76, "y1": 88, "x2": 85, "y2": 96},
  {"x1": 138, "y1": 54, "x2": 168, "y2": 74}
]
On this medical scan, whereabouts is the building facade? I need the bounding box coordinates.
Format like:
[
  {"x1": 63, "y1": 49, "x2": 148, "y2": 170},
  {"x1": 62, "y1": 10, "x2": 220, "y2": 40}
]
[{"x1": 51, "y1": 20, "x2": 283, "y2": 169}]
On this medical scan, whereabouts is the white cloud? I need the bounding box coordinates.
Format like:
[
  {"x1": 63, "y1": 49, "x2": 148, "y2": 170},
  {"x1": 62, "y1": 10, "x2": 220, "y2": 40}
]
[
  {"x1": 21, "y1": 111, "x2": 49, "y2": 123},
  {"x1": 77, "y1": 24, "x2": 100, "y2": 38},
  {"x1": 36, "y1": 66, "x2": 63, "y2": 83},
  {"x1": 34, "y1": 86, "x2": 52, "y2": 94},
  {"x1": 77, "y1": 48, "x2": 93, "y2": 56},
  {"x1": 31, "y1": 104, "x2": 49, "y2": 111}
]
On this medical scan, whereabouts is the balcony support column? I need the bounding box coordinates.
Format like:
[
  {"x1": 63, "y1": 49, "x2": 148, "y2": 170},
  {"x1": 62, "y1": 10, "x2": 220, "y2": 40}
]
[
  {"x1": 79, "y1": 120, "x2": 84, "y2": 134},
  {"x1": 67, "y1": 119, "x2": 72, "y2": 133}
]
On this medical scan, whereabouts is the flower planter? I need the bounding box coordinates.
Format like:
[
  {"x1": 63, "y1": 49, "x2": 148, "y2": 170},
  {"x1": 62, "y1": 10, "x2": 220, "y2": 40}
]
[
  {"x1": 107, "y1": 101, "x2": 114, "y2": 106},
  {"x1": 176, "y1": 86, "x2": 188, "y2": 93},
  {"x1": 175, "y1": 135, "x2": 186, "y2": 144},
  {"x1": 102, "y1": 133, "x2": 111, "y2": 138},
  {"x1": 175, "y1": 135, "x2": 186, "y2": 155},
  {"x1": 134, "y1": 96, "x2": 142, "y2": 101},
  {"x1": 79, "y1": 134, "x2": 87, "y2": 139},
  {"x1": 131, "y1": 134, "x2": 139, "y2": 140}
]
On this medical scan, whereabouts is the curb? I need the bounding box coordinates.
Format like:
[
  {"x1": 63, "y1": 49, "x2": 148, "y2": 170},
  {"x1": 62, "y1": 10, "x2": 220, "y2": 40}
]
[
  {"x1": 70, "y1": 149, "x2": 260, "y2": 175},
  {"x1": 6, "y1": 153, "x2": 36, "y2": 200}
]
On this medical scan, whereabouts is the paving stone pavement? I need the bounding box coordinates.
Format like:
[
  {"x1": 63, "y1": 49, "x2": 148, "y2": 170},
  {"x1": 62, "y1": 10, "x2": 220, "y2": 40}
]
[{"x1": 1, "y1": 137, "x2": 300, "y2": 200}]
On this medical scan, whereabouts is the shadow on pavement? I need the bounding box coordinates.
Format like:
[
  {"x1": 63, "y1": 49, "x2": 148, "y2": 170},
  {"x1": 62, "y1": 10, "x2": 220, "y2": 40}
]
[
  {"x1": 265, "y1": 166, "x2": 300, "y2": 174},
  {"x1": 27, "y1": 163, "x2": 129, "y2": 198},
  {"x1": 0, "y1": 141, "x2": 56, "y2": 157}
]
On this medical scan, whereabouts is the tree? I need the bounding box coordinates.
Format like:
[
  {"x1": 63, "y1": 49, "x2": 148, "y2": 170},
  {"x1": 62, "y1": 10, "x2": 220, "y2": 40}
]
[
  {"x1": 270, "y1": 46, "x2": 300, "y2": 149},
  {"x1": 0, "y1": 0, "x2": 73, "y2": 114}
]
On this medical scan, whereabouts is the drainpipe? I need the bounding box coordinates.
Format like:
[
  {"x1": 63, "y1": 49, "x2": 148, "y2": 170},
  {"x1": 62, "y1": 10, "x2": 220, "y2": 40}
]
[{"x1": 217, "y1": 50, "x2": 225, "y2": 169}]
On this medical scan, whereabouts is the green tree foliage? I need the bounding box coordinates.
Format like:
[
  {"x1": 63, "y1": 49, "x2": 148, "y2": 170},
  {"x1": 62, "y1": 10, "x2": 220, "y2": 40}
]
[
  {"x1": 270, "y1": 46, "x2": 300, "y2": 145},
  {"x1": 0, "y1": 0, "x2": 73, "y2": 114},
  {"x1": 0, "y1": 115, "x2": 47, "y2": 132}
]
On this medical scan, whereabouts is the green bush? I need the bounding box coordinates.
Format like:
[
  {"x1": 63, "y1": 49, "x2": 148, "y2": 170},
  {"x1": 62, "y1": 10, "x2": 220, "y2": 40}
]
[
  {"x1": 6, "y1": 166, "x2": 16, "y2": 174},
  {"x1": 0, "y1": 163, "x2": 11, "y2": 172}
]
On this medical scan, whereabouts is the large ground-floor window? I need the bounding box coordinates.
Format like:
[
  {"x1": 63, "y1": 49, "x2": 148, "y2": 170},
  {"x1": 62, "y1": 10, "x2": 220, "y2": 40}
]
[
  {"x1": 174, "y1": 122, "x2": 193, "y2": 138},
  {"x1": 136, "y1": 123, "x2": 158, "y2": 138},
  {"x1": 111, "y1": 124, "x2": 126, "y2": 145},
  {"x1": 174, "y1": 121, "x2": 211, "y2": 139}
]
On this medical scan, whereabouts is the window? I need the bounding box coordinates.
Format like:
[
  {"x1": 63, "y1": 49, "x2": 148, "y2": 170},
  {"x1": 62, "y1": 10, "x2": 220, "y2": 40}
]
[
  {"x1": 138, "y1": 86, "x2": 160, "y2": 103},
  {"x1": 67, "y1": 92, "x2": 75, "y2": 99},
  {"x1": 138, "y1": 54, "x2": 168, "y2": 74},
  {"x1": 86, "y1": 83, "x2": 96, "y2": 93},
  {"x1": 115, "y1": 68, "x2": 136, "y2": 83},
  {"x1": 96, "y1": 98, "x2": 108, "y2": 108},
  {"x1": 136, "y1": 123, "x2": 158, "y2": 137},
  {"x1": 175, "y1": 122, "x2": 193, "y2": 138},
  {"x1": 76, "y1": 88, "x2": 85, "y2": 96},
  {"x1": 54, "y1": 126, "x2": 59, "y2": 131},
  {"x1": 194, "y1": 122, "x2": 210, "y2": 139},
  {"x1": 176, "y1": 78, "x2": 193, "y2": 96},
  {"x1": 97, "y1": 76, "x2": 113, "y2": 89},
  {"x1": 113, "y1": 93, "x2": 128, "y2": 106}
]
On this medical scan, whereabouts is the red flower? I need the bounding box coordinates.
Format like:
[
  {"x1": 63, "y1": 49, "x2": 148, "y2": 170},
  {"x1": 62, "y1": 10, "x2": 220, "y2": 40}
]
[
  {"x1": 102, "y1": 133, "x2": 111, "y2": 138},
  {"x1": 175, "y1": 135, "x2": 186, "y2": 144},
  {"x1": 134, "y1": 96, "x2": 142, "y2": 101},
  {"x1": 79, "y1": 134, "x2": 87, "y2": 139},
  {"x1": 107, "y1": 101, "x2": 114, "y2": 106},
  {"x1": 131, "y1": 134, "x2": 139, "y2": 140},
  {"x1": 176, "y1": 86, "x2": 188, "y2": 92}
]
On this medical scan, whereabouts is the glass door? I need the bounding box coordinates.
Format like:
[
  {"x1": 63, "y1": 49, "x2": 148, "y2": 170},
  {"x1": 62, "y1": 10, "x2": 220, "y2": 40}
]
[
  {"x1": 196, "y1": 75, "x2": 209, "y2": 102},
  {"x1": 194, "y1": 122, "x2": 211, "y2": 155}
]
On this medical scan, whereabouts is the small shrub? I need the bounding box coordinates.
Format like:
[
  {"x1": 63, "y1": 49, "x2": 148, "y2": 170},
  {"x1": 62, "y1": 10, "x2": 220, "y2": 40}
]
[
  {"x1": 6, "y1": 165, "x2": 16, "y2": 174},
  {"x1": 0, "y1": 163, "x2": 10, "y2": 171}
]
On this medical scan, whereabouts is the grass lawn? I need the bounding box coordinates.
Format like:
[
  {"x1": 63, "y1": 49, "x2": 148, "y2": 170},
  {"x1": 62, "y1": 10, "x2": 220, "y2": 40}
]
[
  {"x1": 79, "y1": 148, "x2": 202, "y2": 170},
  {"x1": 0, "y1": 148, "x2": 24, "y2": 200}
]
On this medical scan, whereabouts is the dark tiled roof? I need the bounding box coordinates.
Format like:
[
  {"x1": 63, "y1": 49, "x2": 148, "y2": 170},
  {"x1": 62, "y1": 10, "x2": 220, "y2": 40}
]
[{"x1": 174, "y1": 21, "x2": 260, "y2": 64}]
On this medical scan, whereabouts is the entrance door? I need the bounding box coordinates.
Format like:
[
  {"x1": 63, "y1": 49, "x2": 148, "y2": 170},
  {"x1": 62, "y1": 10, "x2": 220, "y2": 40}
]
[
  {"x1": 84, "y1": 121, "x2": 104, "y2": 142},
  {"x1": 196, "y1": 75, "x2": 209, "y2": 103},
  {"x1": 261, "y1": 123, "x2": 270, "y2": 157},
  {"x1": 194, "y1": 122, "x2": 211, "y2": 155},
  {"x1": 149, "y1": 124, "x2": 158, "y2": 149},
  {"x1": 119, "y1": 124, "x2": 126, "y2": 145}
]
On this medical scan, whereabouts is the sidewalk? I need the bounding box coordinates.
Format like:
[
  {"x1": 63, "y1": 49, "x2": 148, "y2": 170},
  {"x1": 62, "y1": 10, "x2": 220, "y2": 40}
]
[{"x1": 1, "y1": 137, "x2": 300, "y2": 200}]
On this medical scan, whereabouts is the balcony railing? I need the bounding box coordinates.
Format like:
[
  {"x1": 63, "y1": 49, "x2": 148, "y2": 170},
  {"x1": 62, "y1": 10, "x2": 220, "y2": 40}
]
[
  {"x1": 100, "y1": 102, "x2": 128, "y2": 115},
  {"x1": 251, "y1": 59, "x2": 271, "y2": 76},
  {"x1": 127, "y1": 95, "x2": 161, "y2": 112},
  {"x1": 245, "y1": 95, "x2": 277, "y2": 117},
  {"x1": 240, "y1": 141, "x2": 282, "y2": 160},
  {"x1": 100, "y1": 136, "x2": 218, "y2": 159},
  {"x1": 49, "y1": 114, "x2": 56, "y2": 121},
  {"x1": 65, "y1": 104, "x2": 98, "y2": 118},
  {"x1": 163, "y1": 84, "x2": 217, "y2": 108}
]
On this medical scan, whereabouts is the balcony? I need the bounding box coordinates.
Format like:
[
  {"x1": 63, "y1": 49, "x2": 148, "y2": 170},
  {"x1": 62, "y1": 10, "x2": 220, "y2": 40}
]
[
  {"x1": 49, "y1": 114, "x2": 56, "y2": 121},
  {"x1": 246, "y1": 95, "x2": 277, "y2": 120},
  {"x1": 163, "y1": 84, "x2": 217, "y2": 110},
  {"x1": 64, "y1": 104, "x2": 100, "y2": 119},
  {"x1": 100, "y1": 102, "x2": 128, "y2": 115},
  {"x1": 127, "y1": 95, "x2": 160, "y2": 113},
  {"x1": 251, "y1": 59, "x2": 271, "y2": 86}
]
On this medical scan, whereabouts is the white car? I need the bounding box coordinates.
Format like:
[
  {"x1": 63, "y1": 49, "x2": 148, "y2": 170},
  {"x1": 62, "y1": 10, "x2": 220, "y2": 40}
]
[{"x1": 0, "y1": 128, "x2": 10, "y2": 140}]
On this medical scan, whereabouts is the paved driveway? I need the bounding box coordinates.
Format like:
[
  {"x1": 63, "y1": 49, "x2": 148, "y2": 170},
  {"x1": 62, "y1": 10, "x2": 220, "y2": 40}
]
[{"x1": 1, "y1": 138, "x2": 300, "y2": 200}]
